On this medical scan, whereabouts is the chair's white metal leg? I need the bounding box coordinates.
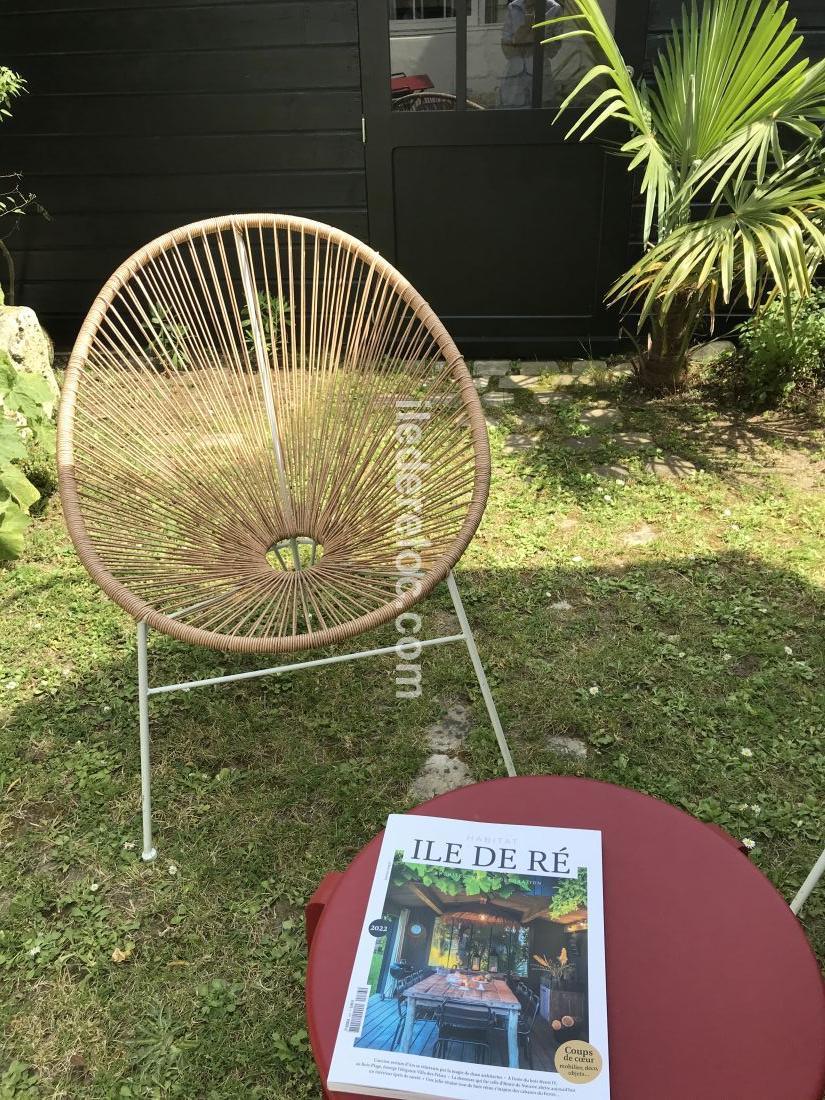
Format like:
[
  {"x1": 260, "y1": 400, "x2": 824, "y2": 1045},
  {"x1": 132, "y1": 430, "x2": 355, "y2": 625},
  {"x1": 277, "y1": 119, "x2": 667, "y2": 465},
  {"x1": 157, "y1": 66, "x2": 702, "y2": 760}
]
[
  {"x1": 447, "y1": 571, "x2": 517, "y2": 778},
  {"x1": 137, "y1": 621, "x2": 157, "y2": 862},
  {"x1": 790, "y1": 846, "x2": 825, "y2": 915}
]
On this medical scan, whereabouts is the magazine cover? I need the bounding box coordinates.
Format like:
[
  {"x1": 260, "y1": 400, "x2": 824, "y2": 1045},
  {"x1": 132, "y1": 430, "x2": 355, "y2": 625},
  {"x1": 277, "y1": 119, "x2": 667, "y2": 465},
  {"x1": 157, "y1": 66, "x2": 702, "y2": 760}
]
[{"x1": 327, "y1": 814, "x2": 609, "y2": 1099}]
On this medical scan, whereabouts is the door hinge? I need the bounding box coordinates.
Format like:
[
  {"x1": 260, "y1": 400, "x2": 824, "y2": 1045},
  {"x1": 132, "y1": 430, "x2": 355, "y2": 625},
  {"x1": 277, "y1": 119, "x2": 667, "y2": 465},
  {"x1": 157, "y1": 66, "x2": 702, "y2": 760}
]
[{"x1": 361, "y1": 116, "x2": 366, "y2": 144}]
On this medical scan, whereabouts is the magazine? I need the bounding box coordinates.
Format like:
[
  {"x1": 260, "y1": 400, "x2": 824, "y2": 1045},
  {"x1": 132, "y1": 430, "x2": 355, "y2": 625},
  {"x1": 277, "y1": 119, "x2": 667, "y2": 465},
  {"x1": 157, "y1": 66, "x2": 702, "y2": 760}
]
[{"x1": 327, "y1": 814, "x2": 609, "y2": 1099}]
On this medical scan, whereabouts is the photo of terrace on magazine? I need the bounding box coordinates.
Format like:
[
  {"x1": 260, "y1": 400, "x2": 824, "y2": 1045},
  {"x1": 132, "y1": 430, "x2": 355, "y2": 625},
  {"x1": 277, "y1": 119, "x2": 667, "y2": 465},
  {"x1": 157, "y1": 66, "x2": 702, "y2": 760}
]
[
  {"x1": 328, "y1": 814, "x2": 608, "y2": 1099},
  {"x1": 355, "y1": 853, "x2": 590, "y2": 1071}
]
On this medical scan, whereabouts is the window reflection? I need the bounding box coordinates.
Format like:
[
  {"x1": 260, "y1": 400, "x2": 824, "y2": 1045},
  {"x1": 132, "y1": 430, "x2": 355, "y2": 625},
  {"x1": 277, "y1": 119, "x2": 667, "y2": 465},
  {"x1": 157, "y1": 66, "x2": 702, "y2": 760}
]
[{"x1": 389, "y1": 0, "x2": 616, "y2": 111}]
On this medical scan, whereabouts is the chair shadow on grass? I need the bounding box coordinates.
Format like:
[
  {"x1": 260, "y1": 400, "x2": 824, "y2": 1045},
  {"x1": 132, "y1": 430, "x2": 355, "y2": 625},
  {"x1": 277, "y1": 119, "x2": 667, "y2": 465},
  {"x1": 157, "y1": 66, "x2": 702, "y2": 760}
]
[{"x1": 2, "y1": 551, "x2": 824, "y2": 1093}]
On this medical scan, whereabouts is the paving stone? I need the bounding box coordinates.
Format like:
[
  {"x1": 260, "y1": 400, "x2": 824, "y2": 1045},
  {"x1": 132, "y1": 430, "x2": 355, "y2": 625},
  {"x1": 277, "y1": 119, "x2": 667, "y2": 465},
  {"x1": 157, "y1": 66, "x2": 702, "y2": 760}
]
[
  {"x1": 503, "y1": 432, "x2": 541, "y2": 454},
  {"x1": 562, "y1": 435, "x2": 604, "y2": 452},
  {"x1": 546, "y1": 735, "x2": 588, "y2": 760},
  {"x1": 408, "y1": 754, "x2": 474, "y2": 800},
  {"x1": 688, "y1": 340, "x2": 735, "y2": 366},
  {"x1": 497, "y1": 374, "x2": 534, "y2": 391},
  {"x1": 549, "y1": 600, "x2": 573, "y2": 611},
  {"x1": 557, "y1": 517, "x2": 579, "y2": 531},
  {"x1": 516, "y1": 361, "x2": 559, "y2": 376},
  {"x1": 623, "y1": 523, "x2": 657, "y2": 547},
  {"x1": 579, "y1": 406, "x2": 622, "y2": 428},
  {"x1": 613, "y1": 431, "x2": 655, "y2": 450},
  {"x1": 425, "y1": 701, "x2": 472, "y2": 754},
  {"x1": 473, "y1": 360, "x2": 511, "y2": 378},
  {"x1": 645, "y1": 456, "x2": 699, "y2": 480},
  {"x1": 593, "y1": 463, "x2": 631, "y2": 481},
  {"x1": 536, "y1": 392, "x2": 573, "y2": 406},
  {"x1": 473, "y1": 377, "x2": 489, "y2": 393},
  {"x1": 609, "y1": 361, "x2": 635, "y2": 377},
  {"x1": 482, "y1": 391, "x2": 514, "y2": 406}
]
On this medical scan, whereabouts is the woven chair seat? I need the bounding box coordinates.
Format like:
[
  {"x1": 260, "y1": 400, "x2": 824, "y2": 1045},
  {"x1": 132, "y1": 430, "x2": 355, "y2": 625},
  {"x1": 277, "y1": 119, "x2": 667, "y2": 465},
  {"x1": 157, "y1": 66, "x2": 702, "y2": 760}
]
[{"x1": 58, "y1": 215, "x2": 489, "y2": 654}]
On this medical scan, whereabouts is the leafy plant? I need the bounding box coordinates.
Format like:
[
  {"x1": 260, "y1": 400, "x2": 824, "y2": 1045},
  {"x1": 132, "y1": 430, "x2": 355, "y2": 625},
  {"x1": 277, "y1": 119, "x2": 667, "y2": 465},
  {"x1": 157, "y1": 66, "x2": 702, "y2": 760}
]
[
  {"x1": 241, "y1": 291, "x2": 291, "y2": 364},
  {"x1": 726, "y1": 289, "x2": 825, "y2": 406},
  {"x1": 542, "y1": 0, "x2": 825, "y2": 392},
  {"x1": 0, "y1": 350, "x2": 55, "y2": 560},
  {"x1": 0, "y1": 66, "x2": 40, "y2": 304},
  {"x1": 391, "y1": 855, "x2": 533, "y2": 899},
  {"x1": 142, "y1": 304, "x2": 190, "y2": 371},
  {"x1": 548, "y1": 867, "x2": 588, "y2": 919}
]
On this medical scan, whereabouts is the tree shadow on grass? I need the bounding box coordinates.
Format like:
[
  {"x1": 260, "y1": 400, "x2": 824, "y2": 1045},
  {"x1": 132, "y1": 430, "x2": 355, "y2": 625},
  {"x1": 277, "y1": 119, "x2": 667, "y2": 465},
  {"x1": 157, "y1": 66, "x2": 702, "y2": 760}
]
[{"x1": 1, "y1": 551, "x2": 823, "y2": 1096}]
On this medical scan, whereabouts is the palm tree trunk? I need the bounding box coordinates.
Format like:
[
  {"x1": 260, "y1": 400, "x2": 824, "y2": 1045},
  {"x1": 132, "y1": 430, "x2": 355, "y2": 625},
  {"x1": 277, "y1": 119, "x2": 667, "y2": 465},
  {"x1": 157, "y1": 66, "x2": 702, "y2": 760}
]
[{"x1": 637, "y1": 292, "x2": 702, "y2": 393}]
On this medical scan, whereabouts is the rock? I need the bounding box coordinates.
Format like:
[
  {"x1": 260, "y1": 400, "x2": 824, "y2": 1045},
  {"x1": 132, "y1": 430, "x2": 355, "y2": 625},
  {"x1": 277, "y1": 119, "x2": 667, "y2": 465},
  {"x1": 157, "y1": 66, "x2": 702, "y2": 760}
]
[
  {"x1": 609, "y1": 361, "x2": 635, "y2": 377},
  {"x1": 408, "y1": 754, "x2": 473, "y2": 800},
  {"x1": 0, "y1": 305, "x2": 59, "y2": 406},
  {"x1": 688, "y1": 340, "x2": 735, "y2": 366},
  {"x1": 622, "y1": 523, "x2": 657, "y2": 547},
  {"x1": 593, "y1": 464, "x2": 631, "y2": 481},
  {"x1": 503, "y1": 432, "x2": 540, "y2": 454},
  {"x1": 579, "y1": 406, "x2": 621, "y2": 428},
  {"x1": 562, "y1": 435, "x2": 604, "y2": 452},
  {"x1": 473, "y1": 377, "x2": 488, "y2": 393},
  {"x1": 482, "y1": 391, "x2": 514, "y2": 406},
  {"x1": 473, "y1": 360, "x2": 510, "y2": 378},
  {"x1": 549, "y1": 600, "x2": 573, "y2": 611},
  {"x1": 645, "y1": 456, "x2": 699, "y2": 480},
  {"x1": 612, "y1": 431, "x2": 655, "y2": 451},
  {"x1": 546, "y1": 735, "x2": 587, "y2": 760}
]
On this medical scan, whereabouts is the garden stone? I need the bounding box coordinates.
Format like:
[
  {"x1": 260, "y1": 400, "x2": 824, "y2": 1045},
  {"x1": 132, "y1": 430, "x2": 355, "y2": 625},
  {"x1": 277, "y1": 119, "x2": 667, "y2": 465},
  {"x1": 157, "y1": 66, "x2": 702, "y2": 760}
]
[
  {"x1": 613, "y1": 431, "x2": 655, "y2": 450},
  {"x1": 623, "y1": 523, "x2": 657, "y2": 547},
  {"x1": 473, "y1": 377, "x2": 488, "y2": 393},
  {"x1": 473, "y1": 360, "x2": 510, "y2": 378},
  {"x1": 497, "y1": 374, "x2": 534, "y2": 392},
  {"x1": 562, "y1": 435, "x2": 604, "y2": 452},
  {"x1": 689, "y1": 340, "x2": 735, "y2": 366},
  {"x1": 579, "y1": 406, "x2": 621, "y2": 428},
  {"x1": 645, "y1": 456, "x2": 699, "y2": 480},
  {"x1": 536, "y1": 392, "x2": 573, "y2": 406},
  {"x1": 503, "y1": 432, "x2": 540, "y2": 454},
  {"x1": 482, "y1": 391, "x2": 514, "y2": 406},
  {"x1": 425, "y1": 701, "x2": 472, "y2": 754},
  {"x1": 609, "y1": 361, "x2": 635, "y2": 377},
  {"x1": 593, "y1": 463, "x2": 631, "y2": 481},
  {"x1": 0, "y1": 305, "x2": 59, "y2": 406},
  {"x1": 408, "y1": 754, "x2": 473, "y2": 800},
  {"x1": 549, "y1": 600, "x2": 573, "y2": 611},
  {"x1": 516, "y1": 361, "x2": 559, "y2": 376},
  {"x1": 546, "y1": 735, "x2": 587, "y2": 760}
]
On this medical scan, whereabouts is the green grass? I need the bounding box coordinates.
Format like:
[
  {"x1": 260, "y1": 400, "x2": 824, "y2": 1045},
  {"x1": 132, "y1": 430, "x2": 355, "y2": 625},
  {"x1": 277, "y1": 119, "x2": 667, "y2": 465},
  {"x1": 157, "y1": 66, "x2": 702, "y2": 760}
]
[{"x1": 1, "y1": 379, "x2": 824, "y2": 1098}]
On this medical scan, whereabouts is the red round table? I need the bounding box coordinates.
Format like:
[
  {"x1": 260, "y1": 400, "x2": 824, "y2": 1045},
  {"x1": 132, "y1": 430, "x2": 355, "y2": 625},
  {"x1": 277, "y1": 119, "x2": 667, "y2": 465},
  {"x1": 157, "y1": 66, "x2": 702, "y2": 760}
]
[{"x1": 305, "y1": 776, "x2": 825, "y2": 1100}]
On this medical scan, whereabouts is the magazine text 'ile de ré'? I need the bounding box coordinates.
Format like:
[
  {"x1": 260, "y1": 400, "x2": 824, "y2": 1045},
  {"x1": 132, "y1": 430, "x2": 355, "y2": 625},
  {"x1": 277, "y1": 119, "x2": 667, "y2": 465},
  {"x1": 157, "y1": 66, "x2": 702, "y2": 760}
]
[{"x1": 327, "y1": 814, "x2": 609, "y2": 1100}]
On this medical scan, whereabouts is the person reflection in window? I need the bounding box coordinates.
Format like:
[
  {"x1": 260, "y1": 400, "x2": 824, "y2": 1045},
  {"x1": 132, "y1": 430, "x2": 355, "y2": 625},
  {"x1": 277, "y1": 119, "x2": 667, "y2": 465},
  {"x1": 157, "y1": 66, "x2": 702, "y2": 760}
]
[{"x1": 500, "y1": 0, "x2": 562, "y2": 108}]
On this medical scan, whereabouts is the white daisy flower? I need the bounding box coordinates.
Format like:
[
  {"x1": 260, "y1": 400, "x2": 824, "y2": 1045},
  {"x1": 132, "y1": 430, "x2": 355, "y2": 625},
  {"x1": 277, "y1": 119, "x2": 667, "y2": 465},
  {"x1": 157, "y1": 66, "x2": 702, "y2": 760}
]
[
  {"x1": 740, "y1": 747, "x2": 753, "y2": 758},
  {"x1": 742, "y1": 838, "x2": 756, "y2": 850}
]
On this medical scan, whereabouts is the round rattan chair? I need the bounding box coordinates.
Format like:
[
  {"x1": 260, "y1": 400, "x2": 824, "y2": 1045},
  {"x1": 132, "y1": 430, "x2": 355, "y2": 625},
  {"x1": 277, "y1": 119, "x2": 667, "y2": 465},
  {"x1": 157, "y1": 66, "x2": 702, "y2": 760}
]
[
  {"x1": 392, "y1": 91, "x2": 485, "y2": 111},
  {"x1": 58, "y1": 214, "x2": 515, "y2": 859}
]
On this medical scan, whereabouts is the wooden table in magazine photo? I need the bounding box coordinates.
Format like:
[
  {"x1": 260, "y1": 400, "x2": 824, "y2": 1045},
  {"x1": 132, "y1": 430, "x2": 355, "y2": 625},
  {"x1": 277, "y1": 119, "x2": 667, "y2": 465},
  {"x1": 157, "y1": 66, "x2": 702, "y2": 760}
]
[{"x1": 399, "y1": 974, "x2": 522, "y2": 1067}]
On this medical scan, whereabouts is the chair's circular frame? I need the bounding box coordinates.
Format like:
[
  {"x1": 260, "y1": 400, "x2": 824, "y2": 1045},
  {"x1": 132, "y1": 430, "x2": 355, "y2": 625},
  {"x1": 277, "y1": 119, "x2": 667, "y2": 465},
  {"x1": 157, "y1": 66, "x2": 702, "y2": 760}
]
[{"x1": 57, "y1": 213, "x2": 491, "y2": 655}]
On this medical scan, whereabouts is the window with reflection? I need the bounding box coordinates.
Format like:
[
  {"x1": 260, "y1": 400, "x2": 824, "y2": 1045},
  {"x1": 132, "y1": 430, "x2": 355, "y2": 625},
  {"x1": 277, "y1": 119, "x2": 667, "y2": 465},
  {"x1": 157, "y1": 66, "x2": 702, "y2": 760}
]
[{"x1": 389, "y1": 0, "x2": 616, "y2": 110}]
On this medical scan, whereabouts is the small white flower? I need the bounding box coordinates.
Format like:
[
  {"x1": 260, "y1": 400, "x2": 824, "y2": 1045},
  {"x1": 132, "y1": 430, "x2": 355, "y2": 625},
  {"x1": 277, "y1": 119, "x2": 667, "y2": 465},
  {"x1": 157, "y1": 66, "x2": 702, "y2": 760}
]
[
  {"x1": 751, "y1": 805, "x2": 762, "y2": 815},
  {"x1": 722, "y1": 653, "x2": 732, "y2": 662},
  {"x1": 588, "y1": 686, "x2": 600, "y2": 696},
  {"x1": 123, "y1": 841, "x2": 136, "y2": 851},
  {"x1": 103, "y1": 705, "x2": 112, "y2": 714},
  {"x1": 571, "y1": 555, "x2": 584, "y2": 563},
  {"x1": 615, "y1": 479, "x2": 625, "y2": 486},
  {"x1": 730, "y1": 524, "x2": 740, "y2": 531},
  {"x1": 28, "y1": 945, "x2": 41, "y2": 957},
  {"x1": 758, "y1": 608, "x2": 768, "y2": 614},
  {"x1": 90, "y1": 882, "x2": 100, "y2": 892},
  {"x1": 603, "y1": 494, "x2": 613, "y2": 503},
  {"x1": 740, "y1": 747, "x2": 753, "y2": 758},
  {"x1": 677, "y1": 651, "x2": 686, "y2": 659},
  {"x1": 168, "y1": 864, "x2": 178, "y2": 876},
  {"x1": 4, "y1": 681, "x2": 18, "y2": 691},
  {"x1": 723, "y1": 508, "x2": 732, "y2": 517},
  {"x1": 742, "y1": 837, "x2": 756, "y2": 850},
  {"x1": 784, "y1": 646, "x2": 793, "y2": 656}
]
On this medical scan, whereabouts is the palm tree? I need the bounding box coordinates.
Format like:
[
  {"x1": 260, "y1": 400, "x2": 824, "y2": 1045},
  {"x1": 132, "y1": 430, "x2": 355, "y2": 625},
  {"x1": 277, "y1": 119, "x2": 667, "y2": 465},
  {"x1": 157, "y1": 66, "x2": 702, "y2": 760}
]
[{"x1": 542, "y1": 0, "x2": 825, "y2": 392}]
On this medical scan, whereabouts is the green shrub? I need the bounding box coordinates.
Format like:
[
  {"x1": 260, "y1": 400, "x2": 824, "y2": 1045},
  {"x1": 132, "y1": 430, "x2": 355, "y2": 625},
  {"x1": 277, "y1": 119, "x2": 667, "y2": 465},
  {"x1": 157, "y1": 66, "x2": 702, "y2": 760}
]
[
  {"x1": 0, "y1": 350, "x2": 56, "y2": 559},
  {"x1": 241, "y1": 291, "x2": 291, "y2": 363},
  {"x1": 734, "y1": 291, "x2": 825, "y2": 406}
]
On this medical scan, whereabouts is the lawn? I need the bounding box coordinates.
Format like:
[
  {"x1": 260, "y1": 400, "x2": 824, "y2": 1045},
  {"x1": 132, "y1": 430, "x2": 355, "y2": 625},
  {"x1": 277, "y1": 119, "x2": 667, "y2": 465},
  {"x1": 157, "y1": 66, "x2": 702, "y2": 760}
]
[{"x1": 1, "y1": 365, "x2": 823, "y2": 1098}]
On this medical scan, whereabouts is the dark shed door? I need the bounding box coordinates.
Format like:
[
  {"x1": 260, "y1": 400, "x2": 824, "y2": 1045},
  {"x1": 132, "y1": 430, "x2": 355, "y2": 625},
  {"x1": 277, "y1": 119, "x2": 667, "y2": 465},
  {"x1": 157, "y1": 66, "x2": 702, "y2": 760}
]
[{"x1": 358, "y1": 0, "x2": 651, "y2": 357}]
